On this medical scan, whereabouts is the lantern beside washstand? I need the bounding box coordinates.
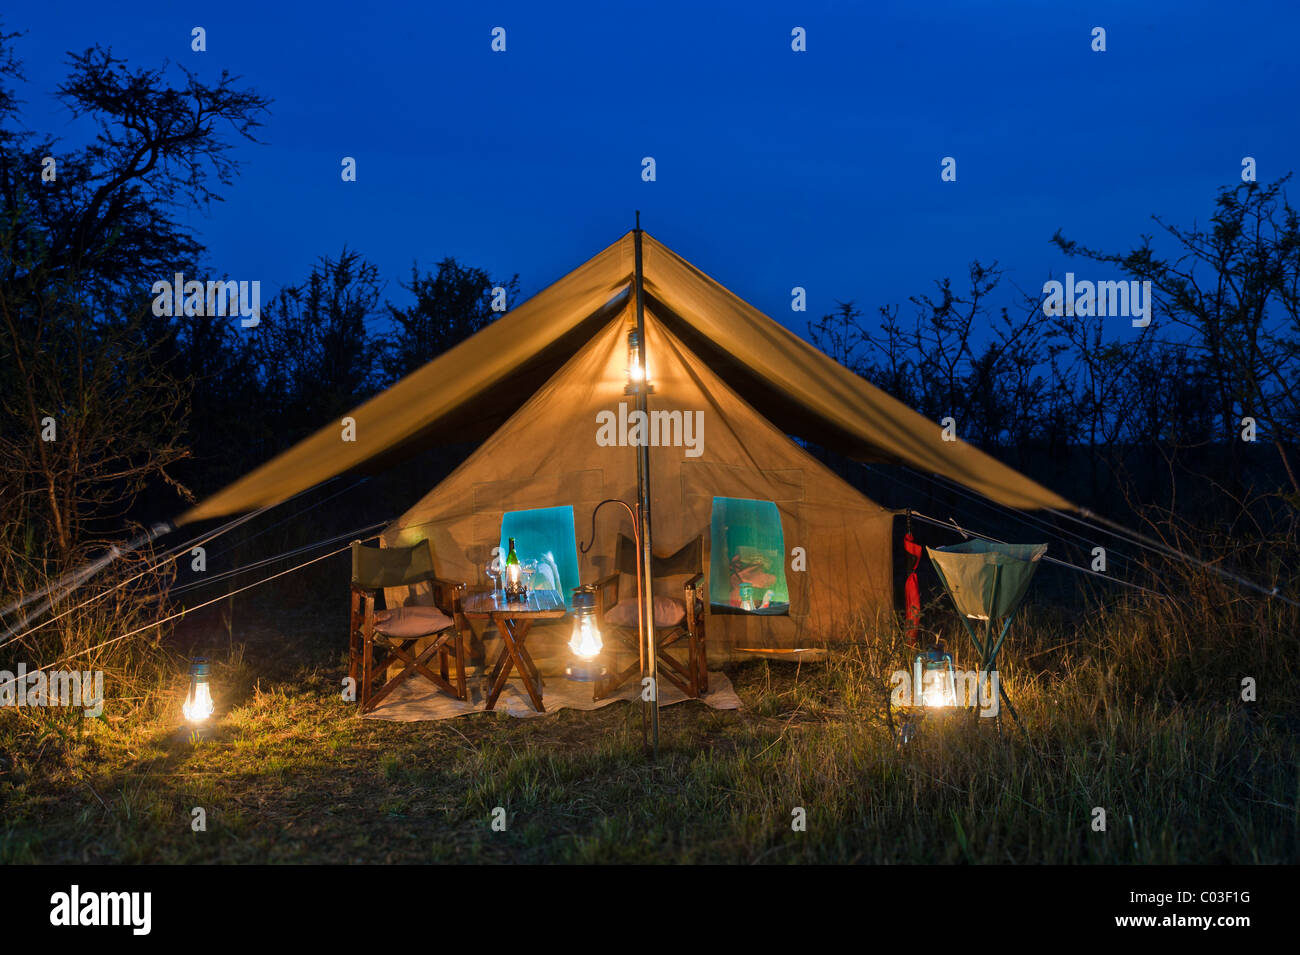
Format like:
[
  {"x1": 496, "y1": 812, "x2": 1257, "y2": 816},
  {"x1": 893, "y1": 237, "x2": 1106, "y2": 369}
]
[{"x1": 915, "y1": 642, "x2": 958, "y2": 709}]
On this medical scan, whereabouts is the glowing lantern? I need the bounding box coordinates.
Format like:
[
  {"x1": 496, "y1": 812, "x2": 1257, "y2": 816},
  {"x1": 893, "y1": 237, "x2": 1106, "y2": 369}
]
[
  {"x1": 626, "y1": 330, "x2": 650, "y2": 390},
  {"x1": 565, "y1": 586, "x2": 608, "y2": 682},
  {"x1": 183, "y1": 658, "x2": 214, "y2": 723},
  {"x1": 915, "y1": 644, "x2": 957, "y2": 708}
]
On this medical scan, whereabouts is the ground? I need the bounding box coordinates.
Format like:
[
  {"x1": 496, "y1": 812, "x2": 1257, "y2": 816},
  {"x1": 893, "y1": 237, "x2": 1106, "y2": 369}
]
[{"x1": 2, "y1": 591, "x2": 1297, "y2": 864}]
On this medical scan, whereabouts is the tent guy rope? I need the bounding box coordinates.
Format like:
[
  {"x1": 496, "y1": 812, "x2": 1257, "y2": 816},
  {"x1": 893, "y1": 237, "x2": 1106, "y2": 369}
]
[
  {"x1": 0, "y1": 479, "x2": 367, "y2": 647},
  {"x1": 1054, "y1": 507, "x2": 1297, "y2": 608},
  {"x1": 0, "y1": 520, "x2": 388, "y2": 658},
  {"x1": 907, "y1": 511, "x2": 1170, "y2": 600},
  {"x1": 169, "y1": 521, "x2": 389, "y2": 599},
  {"x1": 0, "y1": 536, "x2": 375, "y2": 700},
  {"x1": 918, "y1": 468, "x2": 1145, "y2": 572},
  {"x1": 861, "y1": 457, "x2": 1288, "y2": 607}
]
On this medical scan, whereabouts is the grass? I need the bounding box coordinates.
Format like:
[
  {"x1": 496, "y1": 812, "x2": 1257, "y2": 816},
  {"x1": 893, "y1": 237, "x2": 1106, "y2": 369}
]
[{"x1": 1, "y1": 565, "x2": 1297, "y2": 864}]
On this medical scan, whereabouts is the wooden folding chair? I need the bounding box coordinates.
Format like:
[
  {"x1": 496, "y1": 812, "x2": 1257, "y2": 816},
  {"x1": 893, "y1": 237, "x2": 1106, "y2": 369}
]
[
  {"x1": 594, "y1": 534, "x2": 708, "y2": 699},
  {"x1": 348, "y1": 539, "x2": 467, "y2": 713}
]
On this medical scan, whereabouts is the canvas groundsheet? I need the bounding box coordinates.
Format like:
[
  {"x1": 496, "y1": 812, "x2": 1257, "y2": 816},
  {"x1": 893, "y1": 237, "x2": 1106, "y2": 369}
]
[{"x1": 363, "y1": 666, "x2": 740, "y2": 721}]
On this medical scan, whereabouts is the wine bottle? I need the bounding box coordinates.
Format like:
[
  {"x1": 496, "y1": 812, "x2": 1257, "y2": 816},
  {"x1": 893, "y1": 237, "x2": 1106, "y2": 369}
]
[{"x1": 505, "y1": 538, "x2": 521, "y2": 600}]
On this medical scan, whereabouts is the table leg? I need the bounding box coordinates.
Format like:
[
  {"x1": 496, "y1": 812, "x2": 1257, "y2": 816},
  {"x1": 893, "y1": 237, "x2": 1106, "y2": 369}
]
[
  {"x1": 484, "y1": 617, "x2": 516, "y2": 688},
  {"x1": 485, "y1": 620, "x2": 515, "y2": 711},
  {"x1": 507, "y1": 620, "x2": 544, "y2": 713},
  {"x1": 485, "y1": 618, "x2": 545, "y2": 713},
  {"x1": 515, "y1": 622, "x2": 542, "y2": 685},
  {"x1": 487, "y1": 638, "x2": 507, "y2": 688}
]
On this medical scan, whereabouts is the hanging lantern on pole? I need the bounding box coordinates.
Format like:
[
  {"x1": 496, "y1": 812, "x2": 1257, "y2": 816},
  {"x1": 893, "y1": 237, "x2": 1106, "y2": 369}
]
[
  {"x1": 182, "y1": 657, "x2": 214, "y2": 723},
  {"x1": 626, "y1": 329, "x2": 648, "y2": 390},
  {"x1": 565, "y1": 586, "x2": 608, "y2": 682}
]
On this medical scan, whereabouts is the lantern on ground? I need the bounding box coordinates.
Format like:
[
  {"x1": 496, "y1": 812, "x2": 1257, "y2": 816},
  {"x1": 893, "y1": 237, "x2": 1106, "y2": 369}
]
[
  {"x1": 183, "y1": 657, "x2": 214, "y2": 723},
  {"x1": 915, "y1": 643, "x2": 957, "y2": 708},
  {"x1": 565, "y1": 586, "x2": 607, "y2": 682}
]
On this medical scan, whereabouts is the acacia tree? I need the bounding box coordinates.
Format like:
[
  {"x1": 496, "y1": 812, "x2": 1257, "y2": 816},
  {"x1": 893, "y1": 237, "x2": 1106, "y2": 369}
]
[
  {"x1": 812, "y1": 178, "x2": 1299, "y2": 533},
  {"x1": 250, "y1": 247, "x2": 384, "y2": 446},
  {"x1": 809, "y1": 262, "x2": 1063, "y2": 459},
  {"x1": 382, "y1": 257, "x2": 519, "y2": 381},
  {"x1": 1053, "y1": 178, "x2": 1300, "y2": 500},
  {"x1": 0, "y1": 26, "x2": 270, "y2": 587}
]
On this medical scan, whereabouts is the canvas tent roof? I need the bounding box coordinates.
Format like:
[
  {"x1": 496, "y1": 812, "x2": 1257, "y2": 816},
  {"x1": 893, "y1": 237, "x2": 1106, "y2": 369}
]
[
  {"x1": 382, "y1": 301, "x2": 901, "y2": 650},
  {"x1": 179, "y1": 231, "x2": 1072, "y2": 527}
]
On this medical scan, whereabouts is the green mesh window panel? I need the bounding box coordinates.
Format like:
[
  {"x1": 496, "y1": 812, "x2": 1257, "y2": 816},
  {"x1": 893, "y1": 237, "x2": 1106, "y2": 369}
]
[
  {"x1": 709, "y1": 497, "x2": 789, "y2": 615},
  {"x1": 499, "y1": 506, "x2": 580, "y2": 608}
]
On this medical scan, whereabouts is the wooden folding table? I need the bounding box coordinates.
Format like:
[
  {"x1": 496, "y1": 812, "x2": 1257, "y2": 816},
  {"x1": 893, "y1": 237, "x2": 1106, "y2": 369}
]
[{"x1": 462, "y1": 590, "x2": 567, "y2": 713}]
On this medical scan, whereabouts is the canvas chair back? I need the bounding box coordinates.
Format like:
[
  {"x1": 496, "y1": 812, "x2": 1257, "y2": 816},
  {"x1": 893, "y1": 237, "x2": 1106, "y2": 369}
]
[
  {"x1": 926, "y1": 540, "x2": 1047, "y2": 620},
  {"x1": 352, "y1": 539, "x2": 436, "y2": 590},
  {"x1": 614, "y1": 534, "x2": 702, "y2": 580}
]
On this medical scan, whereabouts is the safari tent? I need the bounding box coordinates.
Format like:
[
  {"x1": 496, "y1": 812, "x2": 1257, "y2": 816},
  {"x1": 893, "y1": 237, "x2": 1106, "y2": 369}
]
[{"x1": 179, "y1": 231, "x2": 1071, "y2": 654}]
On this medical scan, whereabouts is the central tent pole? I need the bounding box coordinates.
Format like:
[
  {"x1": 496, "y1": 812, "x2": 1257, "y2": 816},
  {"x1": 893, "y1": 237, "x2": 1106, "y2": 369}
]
[{"x1": 632, "y1": 212, "x2": 659, "y2": 757}]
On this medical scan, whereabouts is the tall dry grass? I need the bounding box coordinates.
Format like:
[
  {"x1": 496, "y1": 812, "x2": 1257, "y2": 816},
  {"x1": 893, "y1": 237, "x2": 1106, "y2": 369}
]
[
  {"x1": 1, "y1": 524, "x2": 1295, "y2": 863},
  {"x1": 0, "y1": 542, "x2": 183, "y2": 732}
]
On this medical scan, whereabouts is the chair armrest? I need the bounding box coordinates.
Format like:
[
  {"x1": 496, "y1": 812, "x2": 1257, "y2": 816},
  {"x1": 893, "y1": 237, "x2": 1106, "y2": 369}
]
[
  {"x1": 595, "y1": 572, "x2": 620, "y2": 614},
  {"x1": 684, "y1": 573, "x2": 705, "y2": 625},
  {"x1": 429, "y1": 576, "x2": 467, "y2": 611},
  {"x1": 350, "y1": 586, "x2": 378, "y2": 634},
  {"x1": 683, "y1": 573, "x2": 705, "y2": 637}
]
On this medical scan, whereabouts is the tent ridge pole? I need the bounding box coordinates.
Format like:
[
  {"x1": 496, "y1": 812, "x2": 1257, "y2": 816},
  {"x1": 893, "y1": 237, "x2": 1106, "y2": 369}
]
[{"x1": 632, "y1": 217, "x2": 658, "y2": 758}]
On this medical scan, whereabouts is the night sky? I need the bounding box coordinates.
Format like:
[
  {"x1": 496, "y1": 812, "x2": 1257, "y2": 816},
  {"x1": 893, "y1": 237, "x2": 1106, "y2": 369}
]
[{"x1": 13, "y1": 1, "x2": 1299, "y2": 338}]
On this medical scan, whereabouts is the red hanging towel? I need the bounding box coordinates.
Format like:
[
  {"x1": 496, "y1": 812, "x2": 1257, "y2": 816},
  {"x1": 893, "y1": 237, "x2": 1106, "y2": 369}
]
[{"x1": 903, "y1": 531, "x2": 924, "y2": 646}]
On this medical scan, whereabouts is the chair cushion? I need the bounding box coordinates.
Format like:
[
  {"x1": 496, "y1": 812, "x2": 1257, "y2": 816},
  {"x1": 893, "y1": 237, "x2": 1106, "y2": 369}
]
[
  {"x1": 605, "y1": 595, "x2": 686, "y2": 629},
  {"x1": 373, "y1": 605, "x2": 455, "y2": 638}
]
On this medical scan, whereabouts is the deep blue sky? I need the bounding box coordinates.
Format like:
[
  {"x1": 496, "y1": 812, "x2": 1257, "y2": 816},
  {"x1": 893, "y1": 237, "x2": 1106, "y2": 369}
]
[{"x1": 11, "y1": 1, "x2": 1299, "y2": 337}]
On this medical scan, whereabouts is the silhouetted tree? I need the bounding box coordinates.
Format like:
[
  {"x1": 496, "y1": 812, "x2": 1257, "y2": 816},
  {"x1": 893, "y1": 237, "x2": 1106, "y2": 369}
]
[
  {"x1": 0, "y1": 26, "x2": 269, "y2": 580},
  {"x1": 250, "y1": 248, "x2": 382, "y2": 446},
  {"x1": 382, "y1": 258, "x2": 519, "y2": 381},
  {"x1": 810, "y1": 261, "x2": 1062, "y2": 457},
  {"x1": 1054, "y1": 177, "x2": 1300, "y2": 500}
]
